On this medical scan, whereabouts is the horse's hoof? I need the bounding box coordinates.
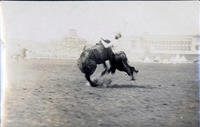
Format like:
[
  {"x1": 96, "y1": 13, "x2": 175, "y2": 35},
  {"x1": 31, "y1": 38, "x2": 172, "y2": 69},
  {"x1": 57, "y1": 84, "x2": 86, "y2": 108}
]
[
  {"x1": 111, "y1": 71, "x2": 115, "y2": 74},
  {"x1": 90, "y1": 80, "x2": 99, "y2": 87},
  {"x1": 131, "y1": 78, "x2": 136, "y2": 81},
  {"x1": 135, "y1": 70, "x2": 139, "y2": 73},
  {"x1": 101, "y1": 72, "x2": 106, "y2": 76},
  {"x1": 90, "y1": 83, "x2": 98, "y2": 87}
]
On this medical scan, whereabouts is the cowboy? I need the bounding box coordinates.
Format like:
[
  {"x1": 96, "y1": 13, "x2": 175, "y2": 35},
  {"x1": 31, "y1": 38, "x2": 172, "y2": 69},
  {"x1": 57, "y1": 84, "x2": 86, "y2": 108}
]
[
  {"x1": 100, "y1": 33, "x2": 122, "y2": 54},
  {"x1": 100, "y1": 33, "x2": 127, "y2": 61}
]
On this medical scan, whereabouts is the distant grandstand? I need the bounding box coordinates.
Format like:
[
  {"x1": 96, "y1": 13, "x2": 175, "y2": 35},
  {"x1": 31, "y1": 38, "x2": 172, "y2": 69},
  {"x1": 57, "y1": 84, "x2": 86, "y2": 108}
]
[
  {"x1": 130, "y1": 34, "x2": 199, "y2": 55},
  {"x1": 25, "y1": 29, "x2": 87, "y2": 59}
]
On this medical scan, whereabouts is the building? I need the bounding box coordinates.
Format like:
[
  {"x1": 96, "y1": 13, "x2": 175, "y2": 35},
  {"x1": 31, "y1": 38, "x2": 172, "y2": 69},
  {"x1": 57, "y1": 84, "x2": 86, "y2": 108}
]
[
  {"x1": 26, "y1": 29, "x2": 87, "y2": 59},
  {"x1": 130, "y1": 34, "x2": 199, "y2": 55}
]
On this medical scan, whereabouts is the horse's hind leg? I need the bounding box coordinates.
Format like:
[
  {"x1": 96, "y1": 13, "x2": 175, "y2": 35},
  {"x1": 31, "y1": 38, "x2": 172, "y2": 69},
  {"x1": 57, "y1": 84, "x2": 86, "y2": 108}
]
[
  {"x1": 122, "y1": 61, "x2": 135, "y2": 80},
  {"x1": 131, "y1": 67, "x2": 139, "y2": 73}
]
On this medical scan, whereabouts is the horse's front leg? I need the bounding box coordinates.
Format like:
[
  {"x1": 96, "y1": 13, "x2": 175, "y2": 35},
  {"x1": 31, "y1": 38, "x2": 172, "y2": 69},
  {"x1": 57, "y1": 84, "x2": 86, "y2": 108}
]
[
  {"x1": 101, "y1": 62, "x2": 108, "y2": 76},
  {"x1": 106, "y1": 60, "x2": 116, "y2": 74},
  {"x1": 107, "y1": 66, "x2": 116, "y2": 74}
]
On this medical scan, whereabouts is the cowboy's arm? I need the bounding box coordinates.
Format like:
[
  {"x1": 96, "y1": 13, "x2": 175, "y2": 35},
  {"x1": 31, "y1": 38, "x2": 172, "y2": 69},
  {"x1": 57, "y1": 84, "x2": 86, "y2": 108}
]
[{"x1": 101, "y1": 38, "x2": 114, "y2": 48}]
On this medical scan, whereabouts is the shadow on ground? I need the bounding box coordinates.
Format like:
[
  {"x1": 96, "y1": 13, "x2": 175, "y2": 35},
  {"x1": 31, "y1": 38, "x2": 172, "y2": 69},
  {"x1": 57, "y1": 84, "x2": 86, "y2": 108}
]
[
  {"x1": 96, "y1": 83, "x2": 156, "y2": 89},
  {"x1": 107, "y1": 84, "x2": 155, "y2": 89}
]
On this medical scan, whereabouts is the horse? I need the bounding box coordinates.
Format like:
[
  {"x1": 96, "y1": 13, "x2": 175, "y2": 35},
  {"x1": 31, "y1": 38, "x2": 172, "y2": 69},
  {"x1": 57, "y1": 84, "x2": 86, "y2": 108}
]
[{"x1": 77, "y1": 42, "x2": 138, "y2": 87}]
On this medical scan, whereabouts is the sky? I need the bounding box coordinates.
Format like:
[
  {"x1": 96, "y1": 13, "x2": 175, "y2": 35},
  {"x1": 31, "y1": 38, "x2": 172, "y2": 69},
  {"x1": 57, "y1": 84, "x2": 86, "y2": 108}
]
[{"x1": 1, "y1": 1, "x2": 199, "y2": 43}]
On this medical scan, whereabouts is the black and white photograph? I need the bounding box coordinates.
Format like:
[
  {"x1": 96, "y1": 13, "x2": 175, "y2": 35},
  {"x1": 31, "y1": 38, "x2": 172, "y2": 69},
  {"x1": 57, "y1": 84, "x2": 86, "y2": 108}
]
[{"x1": 0, "y1": 1, "x2": 199, "y2": 127}]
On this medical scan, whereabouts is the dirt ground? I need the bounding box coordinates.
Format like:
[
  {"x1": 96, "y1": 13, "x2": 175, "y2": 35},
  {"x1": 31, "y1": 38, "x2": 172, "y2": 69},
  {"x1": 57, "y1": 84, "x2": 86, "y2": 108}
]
[{"x1": 3, "y1": 59, "x2": 198, "y2": 127}]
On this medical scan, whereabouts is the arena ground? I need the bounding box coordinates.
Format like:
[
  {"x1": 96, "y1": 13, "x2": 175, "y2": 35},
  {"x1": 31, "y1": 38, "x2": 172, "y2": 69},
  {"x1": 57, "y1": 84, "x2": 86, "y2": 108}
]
[{"x1": 3, "y1": 58, "x2": 198, "y2": 127}]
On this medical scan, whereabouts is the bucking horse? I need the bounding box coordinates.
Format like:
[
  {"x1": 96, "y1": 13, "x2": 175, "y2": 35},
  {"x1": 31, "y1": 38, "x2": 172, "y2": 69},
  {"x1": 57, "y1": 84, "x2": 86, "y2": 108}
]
[{"x1": 77, "y1": 41, "x2": 138, "y2": 87}]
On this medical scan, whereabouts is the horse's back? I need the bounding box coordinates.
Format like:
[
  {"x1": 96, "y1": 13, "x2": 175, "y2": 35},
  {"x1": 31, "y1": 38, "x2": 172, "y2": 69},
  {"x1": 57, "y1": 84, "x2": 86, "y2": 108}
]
[{"x1": 84, "y1": 43, "x2": 109, "y2": 64}]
